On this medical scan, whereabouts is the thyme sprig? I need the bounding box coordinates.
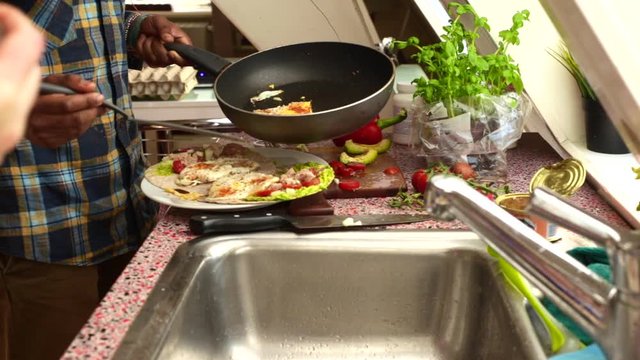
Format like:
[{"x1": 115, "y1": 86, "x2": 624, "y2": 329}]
[{"x1": 388, "y1": 191, "x2": 425, "y2": 209}]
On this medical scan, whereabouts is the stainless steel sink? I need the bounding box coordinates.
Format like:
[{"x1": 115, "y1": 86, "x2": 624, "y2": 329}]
[{"x1": 115, "y1": 231, "x2": 545, "y2": 360}]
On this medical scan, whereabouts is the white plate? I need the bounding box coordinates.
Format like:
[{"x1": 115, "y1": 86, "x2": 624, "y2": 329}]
[{"x1": 141, "y1": 147, "x2": 329, "y2": 211}]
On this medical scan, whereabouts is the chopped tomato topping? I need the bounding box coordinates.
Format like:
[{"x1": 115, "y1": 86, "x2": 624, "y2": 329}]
[
  {"x1": 338, "y1": 179, "x2": 361, "y2": 191},
  {"x1": 254, "y1": 189, "x2": 273, "y2": 197},
  {"x1": 172, "y1": 160, "x2": 186, "y2": 174},
  {"x1": 301, "y1": 178, "x2": 320, "y2": 187},
  {"x1": 283, "y1": 182, "x2": 302, "y2": 190}
]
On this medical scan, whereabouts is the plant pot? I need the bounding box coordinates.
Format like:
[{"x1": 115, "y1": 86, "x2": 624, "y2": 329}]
[{"x1": 584, "y1": 98, "x2": 629, "y2": 154}]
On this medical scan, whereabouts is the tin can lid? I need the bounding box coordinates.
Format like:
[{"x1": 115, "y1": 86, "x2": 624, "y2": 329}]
[
  {"x1": 495, "y1": 193, "x2": 531, "y2": 216},
  {"x1": 529, "y1": 158, "x2": 586, "y2": 196}
]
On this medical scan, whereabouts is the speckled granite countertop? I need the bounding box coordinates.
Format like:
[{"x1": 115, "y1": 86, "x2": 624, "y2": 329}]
[{"x1": 62, "y1": 133, "x2": 630, "y2": 359}]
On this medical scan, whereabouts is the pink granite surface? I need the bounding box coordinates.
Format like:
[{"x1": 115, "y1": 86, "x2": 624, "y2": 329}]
[{"x1": 62, "y1": 133, "x2": 630, "y2": 359}]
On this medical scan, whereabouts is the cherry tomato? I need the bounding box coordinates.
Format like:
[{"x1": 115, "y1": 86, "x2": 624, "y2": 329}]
[
  {"x1": 477, "y1": 189, "x2": 496, "y2": 201},
  {"x1": 383, "y1": 166, "x2": 400, "y2": 175},
  {"x1": 336, "y1": 166, "x2": 356, "y2": 177},
  {"x1": 411, "y1": 169, "x2": 429, "y2": 194},
  {"x1": 172, "y1": 160, "x2": 186, "y2": 174},
  {"x1": 346, "y1": 162, "x2": 366, "y2": 172},
  {"x1": 451, "y1": 162, "x2": 476, "y2": 180},
  {"x1": 338, "y1": 179, "x2": 361, "y2": 191},
  {"x1": 329, "y1": 160, "x2": 345, "y2": 171}
]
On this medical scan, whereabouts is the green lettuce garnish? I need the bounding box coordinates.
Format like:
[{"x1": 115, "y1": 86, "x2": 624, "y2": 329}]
[
  {"x1": 246, "y1": 162, "x2": 335, "y2": 202},
  {"x1": 154, "y1": 161, "x2": 174, "y2": 176}
]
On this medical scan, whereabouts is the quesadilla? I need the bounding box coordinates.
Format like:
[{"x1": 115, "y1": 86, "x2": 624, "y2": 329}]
[{"x1": 144, "y1": 143, "x2": 333, "y2": 204}]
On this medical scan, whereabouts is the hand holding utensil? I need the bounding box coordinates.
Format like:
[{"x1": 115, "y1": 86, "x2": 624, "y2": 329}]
[{"x1": 39, "y1": 82, "x2": 246, "y2": 143}]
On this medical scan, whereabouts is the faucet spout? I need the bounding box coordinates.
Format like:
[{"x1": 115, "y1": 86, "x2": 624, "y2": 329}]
[{"x1": 426, "y1": 175, "x2": 614, "y2": 348}]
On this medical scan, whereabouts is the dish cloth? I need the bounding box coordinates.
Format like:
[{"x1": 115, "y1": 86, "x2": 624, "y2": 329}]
[
  {"x1": 541, "y1": 247, "x2": 611, "y2": 345},
  {"x1": 544, "y1": 247, "x2": 610, "y2": 360}
]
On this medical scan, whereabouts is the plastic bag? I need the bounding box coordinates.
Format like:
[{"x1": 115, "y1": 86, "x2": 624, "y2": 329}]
[{"x1": 416, "y1": 92, "x2": 531, "y2": 182}]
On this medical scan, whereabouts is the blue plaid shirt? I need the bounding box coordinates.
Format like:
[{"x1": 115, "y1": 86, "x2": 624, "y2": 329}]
[{"x1": 0, "y1": 0, "x2": 158, "y2": 265}]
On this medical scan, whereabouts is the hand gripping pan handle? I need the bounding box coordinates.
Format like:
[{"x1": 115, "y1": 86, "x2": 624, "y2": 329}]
[{"x1": 164, "y1": 43, "x2": 232, "y2": 75}]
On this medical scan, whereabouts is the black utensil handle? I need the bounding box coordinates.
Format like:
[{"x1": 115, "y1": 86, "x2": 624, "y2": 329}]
[
  {"x1": 165, "y1": 43, "x2": 232, "y2": 75},
  {"x1": 39, "y1": 83, "x2": 129, "y2": 118},
  {"x1": 40, "y1": 82, "x2": 76, "y2": 96},
  {"x1": 189, "y1": 214, "x2": 290, "y2": 235}
]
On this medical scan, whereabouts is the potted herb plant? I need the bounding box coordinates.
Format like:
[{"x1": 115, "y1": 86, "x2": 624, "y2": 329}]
[
  {"x1": 392, "y1": 2, "x2": 531, "y2": 182},
  {"x1": 548, "y1": 42, "x2": 629, "y2": 154}
]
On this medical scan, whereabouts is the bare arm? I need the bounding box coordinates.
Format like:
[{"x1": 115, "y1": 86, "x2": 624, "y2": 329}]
[{"x1": 0, "y1": 3, "x2": 44, "y2": 160}]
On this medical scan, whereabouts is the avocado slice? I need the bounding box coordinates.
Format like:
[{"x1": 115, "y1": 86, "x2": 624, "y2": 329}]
[
  {"x1": 344, "y1": 138, "x2": 392, "y2": 155},
  {"x1": 339, "y1": 149, "x2": 378, "y2": 165}
]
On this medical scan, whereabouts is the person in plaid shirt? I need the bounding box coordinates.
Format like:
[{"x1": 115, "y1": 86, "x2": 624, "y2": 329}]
[{"x1": 0, "y1": 1, "x2": 192, "y2": 359}]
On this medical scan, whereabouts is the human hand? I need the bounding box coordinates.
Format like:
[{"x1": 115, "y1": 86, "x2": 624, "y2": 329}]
[
  {"x1": 0, "y1": 3, "x2": 44, "y2": 161},
  {"x1": 136, "y1": 15, "x2": 192, "y2": 67},
  {"x1": 26, "y1": 75, "x2": 106, "y2": 148}
]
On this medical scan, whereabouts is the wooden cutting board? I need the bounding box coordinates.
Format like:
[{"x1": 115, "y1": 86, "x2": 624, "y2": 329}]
[{"x1": 309, "y1": 146, "x2": 407, "y2": 199}]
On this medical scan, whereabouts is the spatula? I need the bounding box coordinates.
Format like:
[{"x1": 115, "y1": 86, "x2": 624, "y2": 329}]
[
  {"x1": 487, "y1": 246, "x2": 568, "y2": 354},
  {"x1": 39, "y1": 82, "x2": 245, "y2": 143}
]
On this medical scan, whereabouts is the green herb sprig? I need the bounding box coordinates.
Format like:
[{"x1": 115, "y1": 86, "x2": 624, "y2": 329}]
[
  {"x1": 392, "y1": 2, "x2": 530, "y2": 118},
  {"x1": 547, "y1": 42, "x2": 596, "y2": 100},
  {"x1": 388, "y1": 191, "x2": 425, "y2": 209}
]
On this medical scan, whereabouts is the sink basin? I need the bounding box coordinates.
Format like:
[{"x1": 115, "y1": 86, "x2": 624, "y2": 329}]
[{"x1": 115, "y1": 230, "x2": 545, "y2": 360}]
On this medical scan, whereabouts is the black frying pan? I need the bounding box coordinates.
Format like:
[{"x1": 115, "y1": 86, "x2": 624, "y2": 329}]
[{"x1": 165, "y1": 42, "x2": 395, "y2": 144}]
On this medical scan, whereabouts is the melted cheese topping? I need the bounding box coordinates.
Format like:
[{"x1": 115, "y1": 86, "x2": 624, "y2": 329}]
[
  {"x1": 176, "y1": 158, "x2": 259, "y2": 186},
  {"x1": 207, "y1": 172, "x2": 279, "y2": 200},
  {"x1": 164, "y1": 188, "x2": 203, "y2": 201},
  {"x1": 253, "y1": 101, "x2": 313, "y2": 115}
]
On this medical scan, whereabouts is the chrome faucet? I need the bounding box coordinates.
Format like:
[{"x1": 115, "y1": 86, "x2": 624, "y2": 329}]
[{"x1": 426, "y1": 175, "x2": 640, "y2": 360}]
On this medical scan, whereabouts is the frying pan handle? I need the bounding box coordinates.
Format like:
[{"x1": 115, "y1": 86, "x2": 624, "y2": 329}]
[{"x1": 165, "y1": 43, "x2": 232, "y2": 75}]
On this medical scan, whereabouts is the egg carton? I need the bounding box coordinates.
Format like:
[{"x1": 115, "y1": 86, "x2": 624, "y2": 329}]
[{"x1": 129, "y1": 65, "x2": 198, "y2": 100}]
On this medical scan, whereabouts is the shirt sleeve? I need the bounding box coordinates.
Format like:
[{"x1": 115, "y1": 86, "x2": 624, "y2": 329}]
[{"x1": 124, "y1": 11, "x2": 151, "y2": 49}]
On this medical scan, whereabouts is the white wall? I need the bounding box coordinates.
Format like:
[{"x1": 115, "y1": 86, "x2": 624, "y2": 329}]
[
  {"x1": 468, "y1": 0, "x2": 584, "y2": 146},
  {"x1": 469, "y1": 0, "x2": 640, "y2": 227}
]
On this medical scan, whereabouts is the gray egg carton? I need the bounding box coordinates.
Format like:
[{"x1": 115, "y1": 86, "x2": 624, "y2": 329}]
[{"x1": 129, "y1": 65, "x2": 198, "y2": 100}]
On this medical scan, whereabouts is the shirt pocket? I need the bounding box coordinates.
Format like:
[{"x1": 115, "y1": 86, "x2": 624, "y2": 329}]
[{"x1": 41, "y1": 0, "x2": 78, "y2": 51}]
